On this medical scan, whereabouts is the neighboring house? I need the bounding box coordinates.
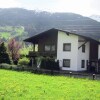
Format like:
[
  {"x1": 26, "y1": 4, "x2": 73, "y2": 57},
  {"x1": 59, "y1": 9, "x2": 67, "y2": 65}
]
[
  {"x1": 99, "y1": 40, "x2": 100, "y2": 59},
  {"x1": 24, "y1": 28, "x2": 100, "y2": 71}
]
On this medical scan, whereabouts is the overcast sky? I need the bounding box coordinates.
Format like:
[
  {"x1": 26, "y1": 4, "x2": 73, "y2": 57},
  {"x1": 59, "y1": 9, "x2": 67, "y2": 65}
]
[{"x1": 0, "y1": 0, "x2": 100, "y2": 16}]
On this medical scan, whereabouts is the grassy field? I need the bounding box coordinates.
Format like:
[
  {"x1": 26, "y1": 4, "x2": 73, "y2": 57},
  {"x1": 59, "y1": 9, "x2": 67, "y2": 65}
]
[{"x1": 0, "y1": 70, "x2": 100, "y2": 100}]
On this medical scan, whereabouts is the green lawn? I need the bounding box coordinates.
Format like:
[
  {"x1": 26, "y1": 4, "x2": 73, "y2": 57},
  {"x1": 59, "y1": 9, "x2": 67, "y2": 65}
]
[{"x1": 0, "y1": 70, "x2": 100, "y2": 100}]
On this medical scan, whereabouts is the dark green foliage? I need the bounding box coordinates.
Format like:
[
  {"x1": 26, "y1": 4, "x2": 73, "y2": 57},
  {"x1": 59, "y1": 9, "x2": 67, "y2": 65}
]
[
  {"x1": 0, "y1": 63, "x2": 30, "y2": 71},
  {"x1": 29, "y1": 58, "x2": 36, "y2": 66},
  {"x1": 18, "y1": 57, "x2": 30, "y2": 65},
  {"x1": 0, "y1": 63, "x2": 18, "y2": 70},
  {"x1": 40, "y1": 57, "x2": 60, "y2": 70},
  {"x1": 0, "y1": 43, "x2": 11, "y2": 64},
  {"x1": 0, "y1": 42, "x2": 6, "y2": 52}
]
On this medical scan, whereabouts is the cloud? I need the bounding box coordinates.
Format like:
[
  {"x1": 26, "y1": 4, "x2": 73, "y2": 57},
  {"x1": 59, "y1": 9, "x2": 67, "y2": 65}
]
[
  {"x1": 0, "y1": 0, "x2": 100, "y2": 16},
  {"x1": 20, "y1": 0, "x2": 57, "y2": 11},
  {"x1": 90, "y1": 0, "x2": 100, "y2": 15},
  {"x1": 0, "y1": 0, "x2": 21, "y2": 8},
  {"x1": 52, "y1": 0, "x2": 93, "y2": 16},
  {"x1": 21, "y1": 0, "x2": 95, "y2": 16}
]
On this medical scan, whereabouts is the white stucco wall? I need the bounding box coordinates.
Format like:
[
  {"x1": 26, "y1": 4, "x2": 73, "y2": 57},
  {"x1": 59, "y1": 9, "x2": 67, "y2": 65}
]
[
  {"x1": 77, "y1": 37, "x2": 90, "y2": 71},
  {"x1": 57, "y1": 31, "x2": 79, "y2": 71}
]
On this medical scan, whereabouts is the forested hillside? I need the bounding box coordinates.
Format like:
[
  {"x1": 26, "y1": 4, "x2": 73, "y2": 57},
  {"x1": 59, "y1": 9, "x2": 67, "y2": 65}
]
[
  {"x1": 0, "y1": 26, "x2": 28, "y2": 41},
  {"x1": 0, "y1": 8, "x2": 100, "y2": 41}
]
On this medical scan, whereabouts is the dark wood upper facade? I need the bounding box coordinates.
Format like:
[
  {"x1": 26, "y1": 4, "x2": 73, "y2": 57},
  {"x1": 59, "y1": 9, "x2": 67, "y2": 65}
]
[
  {"x1": 25, "y1": 29, "x2": 58, "y2": 57},
  {"x1": 90, "y1": 41, "x2": 98, "y2": 61},
  {"x1": 38, "y1": 29, "x2": 58, "y2": 53}
]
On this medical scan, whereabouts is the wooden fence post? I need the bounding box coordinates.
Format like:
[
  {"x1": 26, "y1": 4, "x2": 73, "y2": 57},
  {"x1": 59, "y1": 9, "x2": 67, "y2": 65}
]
[
  {"x1": 93, "y1": 74, "x2": 96, "y2": 80},
  {"x1": 69, "y1": 72, "x2": 72, "y2": 77}
]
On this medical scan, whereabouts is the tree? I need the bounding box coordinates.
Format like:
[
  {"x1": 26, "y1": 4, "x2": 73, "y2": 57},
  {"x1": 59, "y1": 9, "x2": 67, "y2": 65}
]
[
  {"x1": 0, "y1": 37, "x2": 2, "y2": 44},
  {"x1": 8, "y1": 38, "x2": 21, "y2": 64},
  {"x1": 0, "y1": 42, "x2": 11, "y2": 64}
]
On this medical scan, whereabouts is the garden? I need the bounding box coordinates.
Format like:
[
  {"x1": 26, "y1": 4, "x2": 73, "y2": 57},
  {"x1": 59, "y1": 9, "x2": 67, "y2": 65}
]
[{"x1": 0, "y1": 38, "x2": 31, "y2": 68}]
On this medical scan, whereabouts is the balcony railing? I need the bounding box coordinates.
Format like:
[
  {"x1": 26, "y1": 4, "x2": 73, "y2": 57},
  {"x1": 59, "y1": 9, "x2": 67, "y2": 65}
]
[{"x1": 28, "y1": 51, "x2": 56, "y2": 57}]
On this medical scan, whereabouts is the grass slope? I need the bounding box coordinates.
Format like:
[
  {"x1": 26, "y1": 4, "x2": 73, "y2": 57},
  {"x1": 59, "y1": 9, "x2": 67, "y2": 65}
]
[{"x1": 0, "y1": 70, "x2": 100, "y2": 100}]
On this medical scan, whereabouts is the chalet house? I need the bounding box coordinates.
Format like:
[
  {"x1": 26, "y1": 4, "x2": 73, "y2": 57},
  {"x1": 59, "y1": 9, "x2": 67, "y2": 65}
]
[{"x1": 24, "y1": 28, "x2": 100, "y2": 72}]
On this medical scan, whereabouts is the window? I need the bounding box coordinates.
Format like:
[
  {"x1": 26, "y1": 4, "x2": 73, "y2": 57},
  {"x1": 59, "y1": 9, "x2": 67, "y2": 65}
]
[
  {"x1": 45, "y1": 45, "x2": 51, "y2": 51},
  {"x1": 35, "y1": 44, "x2": 38, "y2": 52},
  {"x1": 51, "y1": 45, "x2": 55, "y2": 51},
  {"x1": 81, "y1": 60, "x2": 85, "y2": 68},
  {"x1": 44, "y1": 44, "x2": 55, "y2": 52},
  {"x1": 82, "y1": 45, "x2": 85, "y2": 53},
  {"x1": 63, "y1": 59, "x2": 70, "y2": 67},
  {"x1": 63, "y1": 43, "x2": 71, "y2": 51}
]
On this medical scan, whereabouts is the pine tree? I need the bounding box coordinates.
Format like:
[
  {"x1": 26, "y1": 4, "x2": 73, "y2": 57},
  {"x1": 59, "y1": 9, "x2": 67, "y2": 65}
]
[{"x1": 0, "y1": 42, "x2": 11, "y2": 64}]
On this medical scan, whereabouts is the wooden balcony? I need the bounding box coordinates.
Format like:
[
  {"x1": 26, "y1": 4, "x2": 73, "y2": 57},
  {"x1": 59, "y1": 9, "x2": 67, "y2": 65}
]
[{"x1": 28, "y1": 51, "x2": 56, "y2": 57}]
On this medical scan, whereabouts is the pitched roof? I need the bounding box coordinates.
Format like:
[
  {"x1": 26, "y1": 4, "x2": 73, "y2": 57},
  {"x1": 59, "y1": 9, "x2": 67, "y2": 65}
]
[{"x1": 24, "y1": 28, "x2": 100, "y2": 44}]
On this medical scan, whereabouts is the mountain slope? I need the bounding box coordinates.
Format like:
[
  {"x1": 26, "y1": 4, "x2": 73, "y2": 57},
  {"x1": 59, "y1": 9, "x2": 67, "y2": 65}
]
[
  {"x1": 0, "y1": 8, "x2": 100, "y2": 40},
  {"x1": 90, "y1": 15, "x2": 100, "y2": 22}
]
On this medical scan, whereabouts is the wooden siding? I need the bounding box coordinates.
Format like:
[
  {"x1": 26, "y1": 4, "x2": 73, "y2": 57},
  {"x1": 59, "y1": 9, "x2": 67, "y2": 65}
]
[
  {"x1": 90, "y1": 41, "x2": 98, "y2": 60},
  {"x1": 37, "y1": 31, "x2": 58, "y2": 57}
]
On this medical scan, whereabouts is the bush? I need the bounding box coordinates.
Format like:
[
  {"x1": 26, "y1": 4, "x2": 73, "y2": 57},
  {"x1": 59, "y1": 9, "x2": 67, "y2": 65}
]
[
  {"x1": 18, "y1": 57, "x2": 30, "y2": 66},
  {"x1": 0, "y1": 63, "x2": 17, "y2": 69},
  {"x1": 40, "y1": 57, "x2": 60, "y2": 70},
  {"x1": 0, "y1": 43, "x2": 12, "y2": 64}
]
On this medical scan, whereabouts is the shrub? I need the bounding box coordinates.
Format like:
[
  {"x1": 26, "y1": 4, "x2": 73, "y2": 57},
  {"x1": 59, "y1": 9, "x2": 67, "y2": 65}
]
[
  {"x1": 0, "y1": 63, "x2": 17, "y2": 69},
  {"x1": 8, "y1": 38, "x2": 22, "y2": 65},
  {"x1": 18, "y1": 57, "x2": 30, "y2": 66},
  {"x1": 40, "y1": 57, "x2": 60, "y2": 70},
  {"x1": 0, "y1": 43, "x2": 11, "y2": 64}
]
